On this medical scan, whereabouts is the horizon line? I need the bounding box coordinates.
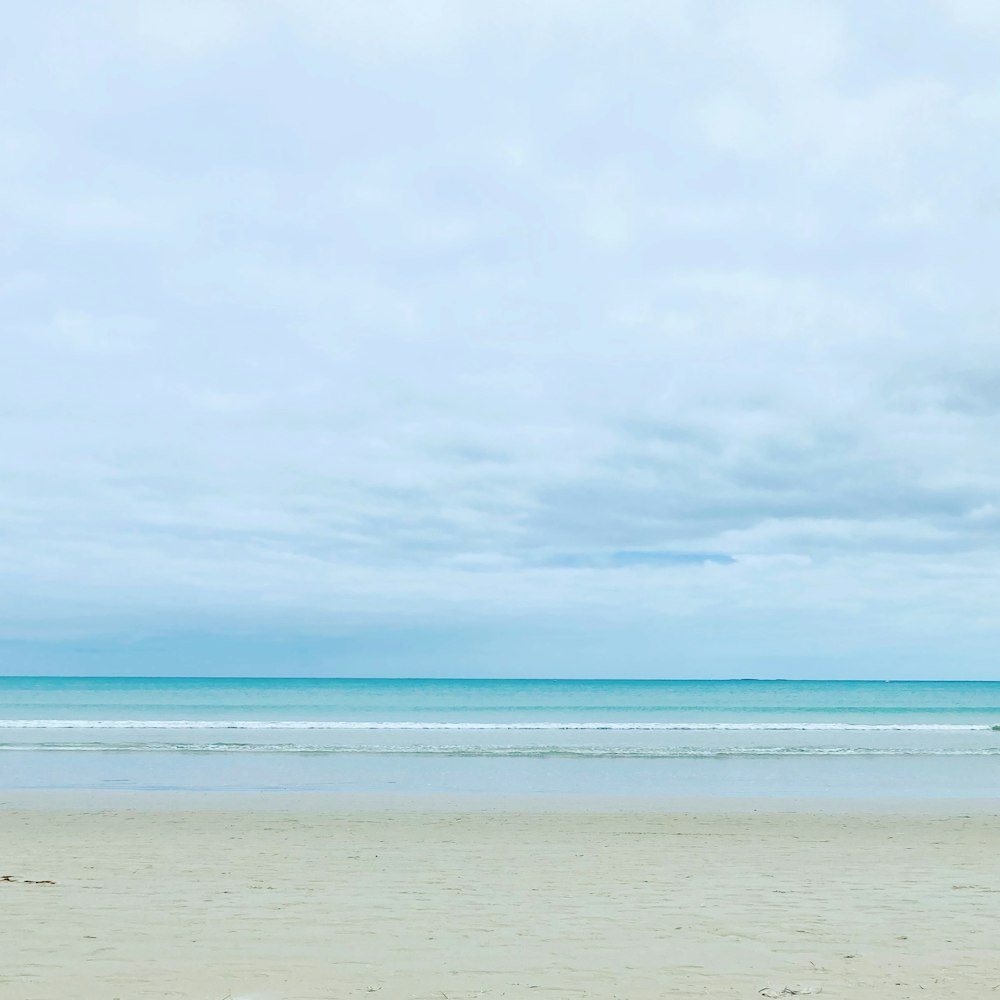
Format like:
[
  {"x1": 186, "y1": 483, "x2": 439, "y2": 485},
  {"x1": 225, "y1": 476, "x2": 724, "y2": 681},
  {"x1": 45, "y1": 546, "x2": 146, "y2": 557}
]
[{"x1": 0, "y1": 675, "x2": 998, "y2": 684}]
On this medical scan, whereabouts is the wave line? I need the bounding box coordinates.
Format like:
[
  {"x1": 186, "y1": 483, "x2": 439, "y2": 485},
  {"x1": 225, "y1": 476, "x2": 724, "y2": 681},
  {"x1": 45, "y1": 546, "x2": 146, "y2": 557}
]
[
  {"x1": 0, "y1": 719, "x2": 995, "y2": 732},
  {"x1": 2, "y1": 742, "x2": 999, "y2": 757}
]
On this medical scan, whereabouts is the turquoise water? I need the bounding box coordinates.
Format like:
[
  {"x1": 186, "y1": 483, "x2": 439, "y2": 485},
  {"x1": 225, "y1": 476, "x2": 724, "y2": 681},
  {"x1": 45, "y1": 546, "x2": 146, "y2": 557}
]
[{"x1": 1, "y1": 678, "x2": 998, "y2": 797}]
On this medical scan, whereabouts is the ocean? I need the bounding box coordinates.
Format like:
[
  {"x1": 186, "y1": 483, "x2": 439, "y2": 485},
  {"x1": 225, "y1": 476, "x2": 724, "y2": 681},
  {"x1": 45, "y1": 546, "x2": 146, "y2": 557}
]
[{"x1": 1, "y1": 677, "x2": 998, "y2": 797}]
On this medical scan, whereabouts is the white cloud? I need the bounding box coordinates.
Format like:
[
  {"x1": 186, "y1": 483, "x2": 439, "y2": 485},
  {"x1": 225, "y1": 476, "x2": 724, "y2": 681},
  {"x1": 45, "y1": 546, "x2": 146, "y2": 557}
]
[
  {"x1": 1, "y1": 0, "x2": 1000, "y2": 672},
  {"x1": 721, "y1": 0, "x2": 846, "y2": 85},
  {"x1": 106, "y1": 0, "x2": 695, "y2": 61},
  {"x1": 935, "y1": 0, "x2": 1000, "y2": 34},
  {"x1": 121, "y1": 0, "x2": 251, "y2": 57}
]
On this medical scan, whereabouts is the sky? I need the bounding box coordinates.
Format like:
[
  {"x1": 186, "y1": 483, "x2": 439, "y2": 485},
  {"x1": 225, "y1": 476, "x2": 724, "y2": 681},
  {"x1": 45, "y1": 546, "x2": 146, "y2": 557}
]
[{"x1": 3, "y1": 1, "x2": 1000, "y2": 678}]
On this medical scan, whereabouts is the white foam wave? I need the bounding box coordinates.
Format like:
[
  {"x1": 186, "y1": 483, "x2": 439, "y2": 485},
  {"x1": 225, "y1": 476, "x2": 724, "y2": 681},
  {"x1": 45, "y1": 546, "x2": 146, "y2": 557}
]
[
  {"x1": 1, "y1": 742, "x2": 998, "y2": 757},
  {"x1": 0, "y1": 720, "x2": 994, "y2": 732}
]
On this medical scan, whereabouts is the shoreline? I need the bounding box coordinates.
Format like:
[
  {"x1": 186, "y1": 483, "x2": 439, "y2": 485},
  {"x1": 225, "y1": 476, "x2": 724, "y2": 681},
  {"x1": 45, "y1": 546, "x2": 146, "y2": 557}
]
[{"x1": 4, "y1": 787, "x2": 1000, "y2": 814}]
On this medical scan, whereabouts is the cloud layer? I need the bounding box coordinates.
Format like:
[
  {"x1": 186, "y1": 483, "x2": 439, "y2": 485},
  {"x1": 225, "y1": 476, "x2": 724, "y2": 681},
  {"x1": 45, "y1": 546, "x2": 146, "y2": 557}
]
[{"x1": 3, "y1": 1, "x2": 1000, "y2": 674}]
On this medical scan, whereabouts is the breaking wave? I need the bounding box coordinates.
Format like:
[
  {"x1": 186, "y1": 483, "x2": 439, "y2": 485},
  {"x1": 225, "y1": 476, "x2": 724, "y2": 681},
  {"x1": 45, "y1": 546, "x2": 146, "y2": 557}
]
[
  {"x1": 0, "y1": 720, "x2": 996, "y2": 731},
  {"x1": 1, "y1": 741, "x2": 999, "y2": 757}
]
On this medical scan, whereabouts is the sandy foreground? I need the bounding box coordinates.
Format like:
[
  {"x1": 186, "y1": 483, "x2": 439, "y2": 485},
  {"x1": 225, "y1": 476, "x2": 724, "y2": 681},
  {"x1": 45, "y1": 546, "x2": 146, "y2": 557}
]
[{"x1": 1, "y1": 796, "x2": 998, "y2": 1000}]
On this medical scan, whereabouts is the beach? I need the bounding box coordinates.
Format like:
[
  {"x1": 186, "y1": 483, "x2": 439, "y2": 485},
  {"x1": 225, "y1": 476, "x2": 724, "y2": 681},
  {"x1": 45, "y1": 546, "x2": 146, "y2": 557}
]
[{"x1": 3, "y1": 797, "x2": 999, "y2": 1000}]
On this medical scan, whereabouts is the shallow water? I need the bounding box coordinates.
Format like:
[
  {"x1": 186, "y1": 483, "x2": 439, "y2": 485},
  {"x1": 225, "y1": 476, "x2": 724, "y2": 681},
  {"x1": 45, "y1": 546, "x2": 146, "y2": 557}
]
[{"x1": 1, "y1": 677, "x2": 998, "y2": 796}]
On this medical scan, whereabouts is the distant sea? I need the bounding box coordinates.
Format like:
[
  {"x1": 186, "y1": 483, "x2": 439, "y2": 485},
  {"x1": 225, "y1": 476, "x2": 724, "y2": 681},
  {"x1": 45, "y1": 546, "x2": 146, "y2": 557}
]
[{"x1": 1, "y1": 677, "x2": 998, "y2": 797}]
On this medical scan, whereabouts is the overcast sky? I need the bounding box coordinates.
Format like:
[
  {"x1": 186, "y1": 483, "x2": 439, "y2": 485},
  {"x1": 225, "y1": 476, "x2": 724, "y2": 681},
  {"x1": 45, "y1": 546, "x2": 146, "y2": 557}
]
[{"x1": 3, "y1": 1, "x2": 1000, "y2": 677}]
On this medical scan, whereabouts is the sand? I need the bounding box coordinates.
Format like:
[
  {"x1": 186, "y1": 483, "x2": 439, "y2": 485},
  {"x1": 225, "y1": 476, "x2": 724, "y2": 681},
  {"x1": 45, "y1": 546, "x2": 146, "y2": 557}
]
[{"x1": 2, "y1": 796, "x2": 999, "y2": 1000}]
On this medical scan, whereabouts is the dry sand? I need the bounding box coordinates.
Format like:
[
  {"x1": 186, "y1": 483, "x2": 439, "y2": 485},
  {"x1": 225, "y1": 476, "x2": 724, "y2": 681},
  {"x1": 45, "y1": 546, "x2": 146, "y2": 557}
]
[{"x1": 1, "y1": 796, "x2": 998, "y2": 999}]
